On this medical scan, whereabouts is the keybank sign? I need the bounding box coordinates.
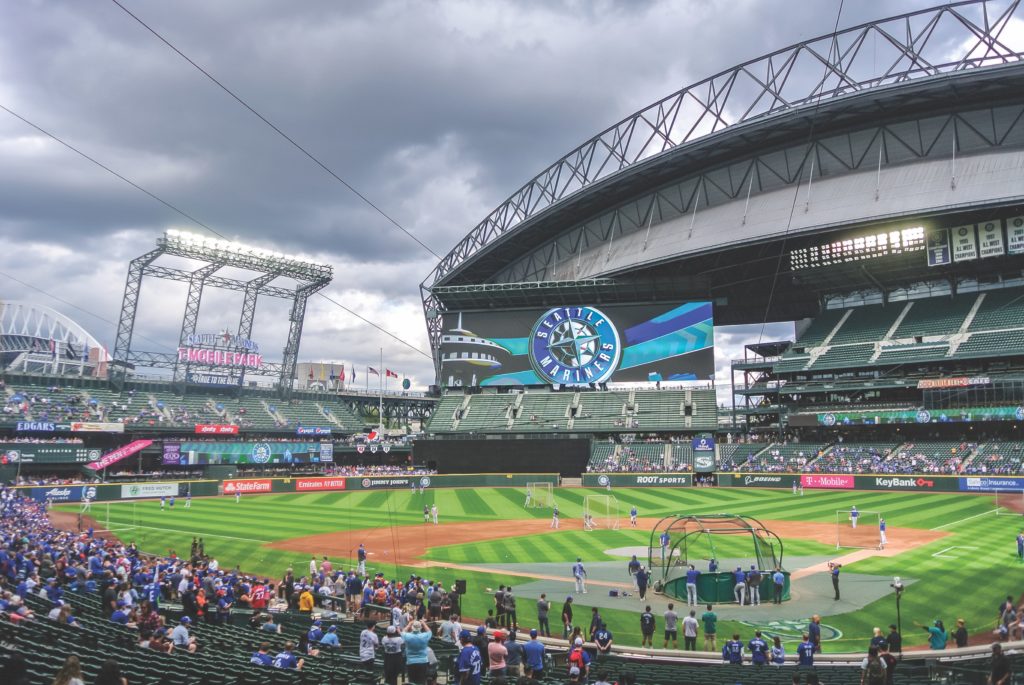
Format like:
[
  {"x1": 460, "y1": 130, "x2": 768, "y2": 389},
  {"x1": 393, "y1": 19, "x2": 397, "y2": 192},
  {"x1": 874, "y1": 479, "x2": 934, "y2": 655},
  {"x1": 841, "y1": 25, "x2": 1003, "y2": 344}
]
[{"x1": 875, "y1": 477, "x2": 935, "y2": 489}]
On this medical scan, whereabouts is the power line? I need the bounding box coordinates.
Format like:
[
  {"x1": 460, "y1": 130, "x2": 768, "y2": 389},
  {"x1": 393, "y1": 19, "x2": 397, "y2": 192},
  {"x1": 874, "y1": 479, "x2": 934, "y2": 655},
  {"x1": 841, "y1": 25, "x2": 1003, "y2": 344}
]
[
  {"x1": 109, "y1": 0, "x2": 442, "y2": 261},
  {"x1": 0, "y1": 103, "x2": 432, "y2": 360}
]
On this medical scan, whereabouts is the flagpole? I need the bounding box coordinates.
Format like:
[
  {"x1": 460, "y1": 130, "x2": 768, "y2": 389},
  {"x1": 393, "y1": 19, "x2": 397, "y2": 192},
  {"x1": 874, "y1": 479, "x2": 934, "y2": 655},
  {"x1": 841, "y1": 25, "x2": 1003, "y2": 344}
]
[{"x1": 378, "y1": 348, "x2": 384, "y2": 434}]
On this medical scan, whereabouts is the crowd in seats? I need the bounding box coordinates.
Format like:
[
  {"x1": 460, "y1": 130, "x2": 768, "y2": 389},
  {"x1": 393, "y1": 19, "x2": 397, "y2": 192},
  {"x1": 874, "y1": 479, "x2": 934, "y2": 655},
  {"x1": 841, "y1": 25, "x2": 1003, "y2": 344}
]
[
  {"x1": 803, "y1": 443, "x2": 901, "y2": 474},
  {"x1": 965, "y1": 441, "x2": 1024, "y2": 474},
  {"x1": 881, "y1": 441, "x2": 974, "y2": 475},
  {"x1": 730, "y1": 443, "x2": 829, "y2": 473},
  {"x1": 2, "y1": 387, "x2": 92, "y2": 424}
]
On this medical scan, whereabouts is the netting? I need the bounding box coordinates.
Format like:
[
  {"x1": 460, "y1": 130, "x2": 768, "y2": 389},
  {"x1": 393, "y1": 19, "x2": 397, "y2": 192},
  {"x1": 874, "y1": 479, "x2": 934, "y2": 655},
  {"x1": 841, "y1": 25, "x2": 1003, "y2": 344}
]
[
  {"x1": 835, "y1": 510, "x2": 882, "y2": 549},
  {"x1": 526, "y1": 482, "x2": 554, "y2": 508},
  {"x1": 584, "y1": 495, "x2": 619, "y2": 530},
  {"x1": 995, "y1": 489, "x2": 1024, "y2": 516}
]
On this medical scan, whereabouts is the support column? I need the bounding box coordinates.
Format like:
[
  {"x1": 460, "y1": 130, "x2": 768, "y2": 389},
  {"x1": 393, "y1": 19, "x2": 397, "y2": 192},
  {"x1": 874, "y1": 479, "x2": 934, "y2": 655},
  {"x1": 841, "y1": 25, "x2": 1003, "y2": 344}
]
[{"x1": 111, "y1": 249, "x2": 162, "y2": 390}]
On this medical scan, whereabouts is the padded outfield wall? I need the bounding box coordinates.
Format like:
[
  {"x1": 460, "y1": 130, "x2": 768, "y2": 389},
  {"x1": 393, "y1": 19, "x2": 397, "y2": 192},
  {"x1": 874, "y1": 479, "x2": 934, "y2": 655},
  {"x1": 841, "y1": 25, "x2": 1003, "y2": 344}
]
[{"x1": 584, "y1": 472, "x2": 1024, "y2": 492}]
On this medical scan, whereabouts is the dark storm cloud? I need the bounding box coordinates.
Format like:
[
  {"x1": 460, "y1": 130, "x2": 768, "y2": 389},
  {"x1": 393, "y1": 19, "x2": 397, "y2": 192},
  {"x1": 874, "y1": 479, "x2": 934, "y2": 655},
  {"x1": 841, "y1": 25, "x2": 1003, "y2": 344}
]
[{"x1": 0, "y1": 0, "x2": 953, "y2": 384}]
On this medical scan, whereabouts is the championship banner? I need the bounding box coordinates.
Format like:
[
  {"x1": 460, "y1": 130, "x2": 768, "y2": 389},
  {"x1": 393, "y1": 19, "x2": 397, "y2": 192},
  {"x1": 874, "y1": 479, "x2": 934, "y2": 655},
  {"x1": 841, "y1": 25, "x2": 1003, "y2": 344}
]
[
  {"x1": 296, "y1": 477, "x2": 346, "y2": 492},
  {"x1": 978, "y1": 220, "x2": 1005, "y2": 258},
  {"x1": 951, "y1": 225, "x2": 978, "y2": 262},
  {"x1": 119, "y1": 482, "x2": 179, "y2": 499},
  {"x1": 70, "y1": 422, "x2": 125, "y2": 433},
  {"x1": 223, "y1": 479, "x2": 272, "y2": 494},
  {"x1": 86, "y1": 440, "x2": 153, "y2": 471},
  {"x1": 195, "y1": 424, "x2": 239, "y2": 435},
  {"x1": 1008, "y1": 216, "x2": 1024, "y2": 255},
  {"x1": 926, "y1": 227, "x2": 951, "y2": 266}
]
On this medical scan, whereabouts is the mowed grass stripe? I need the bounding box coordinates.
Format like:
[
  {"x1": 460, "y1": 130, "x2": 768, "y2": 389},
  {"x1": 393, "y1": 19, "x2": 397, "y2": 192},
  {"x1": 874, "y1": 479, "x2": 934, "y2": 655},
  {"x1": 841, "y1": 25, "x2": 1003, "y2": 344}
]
[{"x1": 454, "y1": 489, "x2": 496, "y2": 517}]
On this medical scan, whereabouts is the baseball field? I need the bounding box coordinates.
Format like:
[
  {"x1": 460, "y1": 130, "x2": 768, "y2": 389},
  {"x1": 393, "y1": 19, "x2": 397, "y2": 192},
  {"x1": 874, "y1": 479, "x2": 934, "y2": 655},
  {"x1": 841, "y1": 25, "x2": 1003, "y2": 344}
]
[{"x1": 59, "y1": 485, "x2": 1019, "y2": 653}]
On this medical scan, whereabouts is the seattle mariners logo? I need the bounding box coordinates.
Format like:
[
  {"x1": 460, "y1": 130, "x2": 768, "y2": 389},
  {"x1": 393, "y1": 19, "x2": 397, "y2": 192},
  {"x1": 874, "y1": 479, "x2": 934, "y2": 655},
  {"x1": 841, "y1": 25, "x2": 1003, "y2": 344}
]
[
  {"x1": 1016, "y1": 406, "x2": 1024, "y2": 421},
  {"x1": 915, "y1": 410, "x2": 932, "y2": 424},
  {"x1": 822, "y1": 413, "x2": 837, "y2": 427},
  {"x1": 597, "y1": 475, "x2": 610, "y2": 487},
  {"x1": 251, "y1": 442, "x2": 272, "y2": 464},
  {"x1": 420, "y1": 477, "x2": 431, "y2": 487},
  {"x1": 739, "y1": 620, "x2": 842, "y2": 643},
  {"x1": 529, "y1": 306, "x2": 621, "y2": 384}
]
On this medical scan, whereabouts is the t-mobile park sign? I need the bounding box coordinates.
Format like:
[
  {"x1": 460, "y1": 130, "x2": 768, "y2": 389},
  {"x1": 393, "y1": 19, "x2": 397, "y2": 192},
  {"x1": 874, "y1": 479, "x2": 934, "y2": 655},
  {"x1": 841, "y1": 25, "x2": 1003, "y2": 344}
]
[{"x1": 177, "y1": 331, "x2": 263, "y2": 369}]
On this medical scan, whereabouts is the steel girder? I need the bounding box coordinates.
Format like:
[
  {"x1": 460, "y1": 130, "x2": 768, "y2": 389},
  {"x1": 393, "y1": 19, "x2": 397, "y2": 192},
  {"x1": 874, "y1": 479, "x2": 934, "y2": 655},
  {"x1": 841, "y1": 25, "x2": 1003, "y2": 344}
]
[
  {"x1": 172, "y1": 263, "x2": 222, "y2": 384},
  {"x1": 111, "y1": 249, "x2": 163, "y2": 389},
  {"x1": 279, "y1": 280, "x2": 329, "y2": 396},
  {"x1": 140, "y1": 265, "x2": 296, "y2": 299},
  {"x1": 236, "y1": 274, "x2": 277, "y2": 388},
  {"x1": 125, "y1": 350, "x2": 285, "y2": 376},
  {"x1": 420, "y1": 0, "x2": 1024, "y2": 377}
]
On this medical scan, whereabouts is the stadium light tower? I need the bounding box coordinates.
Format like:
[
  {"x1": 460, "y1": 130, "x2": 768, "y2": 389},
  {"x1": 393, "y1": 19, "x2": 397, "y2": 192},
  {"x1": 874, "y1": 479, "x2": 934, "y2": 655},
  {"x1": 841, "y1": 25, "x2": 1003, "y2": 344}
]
[{"x1": 111, "y1": 230, "x2": 333, "y2": 395}]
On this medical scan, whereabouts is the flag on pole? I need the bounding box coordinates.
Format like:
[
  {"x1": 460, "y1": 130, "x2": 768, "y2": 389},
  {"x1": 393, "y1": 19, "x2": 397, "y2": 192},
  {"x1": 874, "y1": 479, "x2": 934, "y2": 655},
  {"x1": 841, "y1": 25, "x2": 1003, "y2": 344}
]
[
  {"x1": 339, "y1": 364, "x2": 345, "y2": 382},
  {"x1": 329, "y1": 364, "x2": 335, "y2": 380},
  {"x1": 351, "y1": 366, "x2": 356, "y2": 384},
  {"x1": 385, "y1": 369, "x2": 399, "y2": 379},
  {"x1": 368, "y1": 367, "x2": 380, "y2": 376},
  {"x1": 308, "y1": 366, "x2": 314, "y2": 380}
]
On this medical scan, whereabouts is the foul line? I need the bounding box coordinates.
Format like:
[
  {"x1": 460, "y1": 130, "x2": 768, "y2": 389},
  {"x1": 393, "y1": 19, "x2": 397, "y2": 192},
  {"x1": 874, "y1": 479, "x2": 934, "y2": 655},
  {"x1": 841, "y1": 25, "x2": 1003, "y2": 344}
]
[
  {"x1": 930, "y1": 509, "x2": 998, "y2": 530},
  {"x1": 932, "y1": 545, "x2": 979, "y2": 559}
]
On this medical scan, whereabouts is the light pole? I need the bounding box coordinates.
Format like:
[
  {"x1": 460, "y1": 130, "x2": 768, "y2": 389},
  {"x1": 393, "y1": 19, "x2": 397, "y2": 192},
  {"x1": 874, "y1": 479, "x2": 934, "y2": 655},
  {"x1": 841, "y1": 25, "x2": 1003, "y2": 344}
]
[{"x1": 891, "y1": 576, "x2": 904, "y2": 656}]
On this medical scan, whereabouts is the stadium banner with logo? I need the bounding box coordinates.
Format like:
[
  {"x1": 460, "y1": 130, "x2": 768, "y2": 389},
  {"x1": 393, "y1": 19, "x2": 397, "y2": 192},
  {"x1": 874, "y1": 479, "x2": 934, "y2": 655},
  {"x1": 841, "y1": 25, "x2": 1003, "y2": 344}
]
[
  {"x1": 70, "y1": 422, "x2": 125, "y2": 433},
  {"x1": 15, "y1": 421, "x2": 60, "y2": 432},
  {"x1": 719, "y1": 472, "x2": 959, "y2": 492},
  {"x1": 1008, "y1": 216, "x2": 1024, "y2": 254},
  {"x1": 164, "y1": 441, "x2": 332, "y2": 466},
  {"x1": 86, "y1": 440, "x2": 153, "y2": 471},
  {"x1": 194, "y1": 424, "x2": 239, "y2": 435},
  {"x1": 223, "y1": 479, "x2": 273, "y2": 494},
  {"x1": 581, "y1": 473, "x2": 691, "y2": 487},
  {"x1": 813, "y1": 405, "x2": 1024, "y2": 426},
  {"x1": 296, "y1": 426, "x2": 332, "y2": 436},
  {"x1": 0, "y1": 443, "x2": 102, "y2": 465},
  {"x1": 690, "y1": 435, "x2": 716, "y2": 473},
  {"x1": 916, "y1": 376, "x2": 991, "y2": 389},
  {"x1": 437, "y1": 302, "x2": 713, "y2": 386},
  {"x1": 951, "y1": 224, "x2": 978, "y2": 262},
  {"x1": 27, "y1": 485, "x2": 97, "y2": 503},
  {"x1": 926, "y1": 227, "x2": 951, "y2": 266},
  {"x1": 119, "y1": 482, "x2": 179, "y2": 499},
  {"x1": 959, "y1": 476, "x2": 1024, "y2": 492},
  {"x1": 978, "y1": 219, "x2": 1006, "y2": 258},
  {"x1": 295, "y1": 477, "x2": 346, "y2": 491}
]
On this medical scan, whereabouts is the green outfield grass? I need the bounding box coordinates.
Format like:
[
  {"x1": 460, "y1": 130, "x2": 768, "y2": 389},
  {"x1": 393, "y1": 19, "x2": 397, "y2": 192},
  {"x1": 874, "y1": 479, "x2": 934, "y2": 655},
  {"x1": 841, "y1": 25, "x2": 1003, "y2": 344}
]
[{"x1": 58, "y1": 486, "x2": 1017, "y2": 652}]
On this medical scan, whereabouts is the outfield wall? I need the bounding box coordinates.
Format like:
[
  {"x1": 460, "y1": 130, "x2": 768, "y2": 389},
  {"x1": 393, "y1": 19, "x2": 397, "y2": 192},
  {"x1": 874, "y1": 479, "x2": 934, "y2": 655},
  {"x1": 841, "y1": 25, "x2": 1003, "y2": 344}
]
[
  {"x1": 414, "y1": 437, "x2": 590, "y2": 476},
  {"x1": 586, "y1": 471, "x2": 1024, "y2": 493},
  {"x1": 17, "y1": 473, "x2": 560, "y2": 502}
]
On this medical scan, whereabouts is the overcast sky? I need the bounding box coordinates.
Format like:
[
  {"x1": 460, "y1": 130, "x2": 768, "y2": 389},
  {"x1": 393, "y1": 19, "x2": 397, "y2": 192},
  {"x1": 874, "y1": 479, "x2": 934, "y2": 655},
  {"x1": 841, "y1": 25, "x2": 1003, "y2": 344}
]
[{"x1": 0, "y1": 0, "x2": 964, "y2": 400}]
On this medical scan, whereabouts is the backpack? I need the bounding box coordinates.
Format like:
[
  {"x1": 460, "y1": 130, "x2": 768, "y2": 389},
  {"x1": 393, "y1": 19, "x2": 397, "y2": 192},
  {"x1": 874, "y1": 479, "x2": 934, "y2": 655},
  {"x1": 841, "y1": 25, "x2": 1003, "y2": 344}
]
[{"x1": 866, "y1": 655, "x2": 885, "y2": 685}]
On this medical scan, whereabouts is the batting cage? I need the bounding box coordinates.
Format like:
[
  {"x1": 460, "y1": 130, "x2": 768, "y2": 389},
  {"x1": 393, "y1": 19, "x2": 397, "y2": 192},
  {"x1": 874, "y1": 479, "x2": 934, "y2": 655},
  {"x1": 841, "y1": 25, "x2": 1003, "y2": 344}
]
[
  {"x1": 648, "y1": 513, "x2": 790, "y2": 604},
  {"x1": 525, "y1": 482, "x2": 554, "y2": 508}
]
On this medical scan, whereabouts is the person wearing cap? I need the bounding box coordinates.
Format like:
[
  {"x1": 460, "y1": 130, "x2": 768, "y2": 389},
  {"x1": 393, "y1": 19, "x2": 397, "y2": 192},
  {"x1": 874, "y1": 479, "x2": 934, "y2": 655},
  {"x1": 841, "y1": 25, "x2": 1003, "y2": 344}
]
[
  {"x1": 536, "y1": 593, "x2": 551, "y2": 637},
  {"x1": 523, "y1": 629, "x2": 545, "y2": 680},
  {"x1": 572, "y1": 558, "x2": 587, "y2": 594},
  {"x1": 215, "y1": 588, "x2": 233, "y2": 625},
  {"x1": 561, "y1": 596, "x2": 574, "y2": 640},
  {"x1": 306, "y1": 620, "x2": 323, "y2": 657},
  {"x1": 488, "y1": 630, "x2": 508, "y2": 678},
  {"x1": 110, "y1": 600, "x2": 134, "y2": 627},
  {"x1": 567, "y1": 665, "x2": 583, "y2": 683},
  {"x1": 171, "y1": 617, "x2": 197, "y2": 653},
  {"x1": 402, "y1": 619, "x2": 432, "y2": 684},
  {"x1": 382, "y1": 624, "x2": 405, "y2": 685},
  {"x1": 457, "y1": 629, "x2": 483, "y2": 685},
  {"x1": 320, "y1": 625, "x2": 341, "y2": 650},
  {"x1": 504, "y1": 629, "x2": 523, "y2": 678},
  {"x1": 916, "y1": 619, "x2": 947, "y2": 650},
  {"x1": 568, "y1": 636, "x2": 591, "y2": 680}
]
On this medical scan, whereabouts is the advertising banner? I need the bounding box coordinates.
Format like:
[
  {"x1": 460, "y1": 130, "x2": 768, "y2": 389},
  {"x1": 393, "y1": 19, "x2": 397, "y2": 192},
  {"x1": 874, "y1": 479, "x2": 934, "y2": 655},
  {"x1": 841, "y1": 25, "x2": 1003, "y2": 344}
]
[
  {"x1": 296, "y1": 427, "x2": 332, "y2": 436},
  {"x1": 86, "y1": 440, "x2": 153, "y2": 471},
  {"x1": 16, "y1": 421, "x2": 58, "y2": 432},
  {"x1": 223, "y1": 479, "x2": 273, "y2": 494},
  {"x1": 581, "y1": 473, "x2": 691, "y2": 487},
  {"x1": 0, "y1": 444, "x2": 101, "y2": 465},
  {"x1": 119, "y1": 482, "x2": 179, "y2": 499},
  {"x1": 296, "y1": 477, "x2": 347, "y2": 492},
  {"x1": 732, "y1": 474, "x2": 799, "y2": 488},
  {"x1": 801, "y1": 474, "x2": 855, "y2": 489},
  {"x1": 959, "y1": 477, "x2": 1024, "y2": 492},
  {"x1": 871, "y1": 476, "x2": 937, "y2": 490},
  {"x1": 195, "y1": 424, "x2": 239, "y2": 435},
  {"x1": 439, "y1": 302, "x2": 713, "y2": 386},
  {"x1": 29, "y1": 485, "x2": 97, "y2": 503},
  {"x1": 917, "y1": 376, "x2": 991, "y2": 389},
  {"x1": 70, "y1": 422, "x2": 125, "y2": 433}
]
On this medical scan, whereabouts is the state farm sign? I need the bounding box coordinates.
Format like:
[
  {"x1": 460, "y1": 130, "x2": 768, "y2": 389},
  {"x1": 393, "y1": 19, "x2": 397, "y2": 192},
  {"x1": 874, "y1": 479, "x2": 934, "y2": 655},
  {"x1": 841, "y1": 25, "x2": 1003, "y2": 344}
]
[
  {"x1": 296, "y1": 477, "x2": 346, "y2": 492},
  {"x1": 223, "y1": 479, "x2": 272, "y2": 494},
  {"x1": 874, "y1": 476, "x2": 934, "y2": 489},
  {"x1": 801, "y1": 474, "x2": 854, "y2": 490}
]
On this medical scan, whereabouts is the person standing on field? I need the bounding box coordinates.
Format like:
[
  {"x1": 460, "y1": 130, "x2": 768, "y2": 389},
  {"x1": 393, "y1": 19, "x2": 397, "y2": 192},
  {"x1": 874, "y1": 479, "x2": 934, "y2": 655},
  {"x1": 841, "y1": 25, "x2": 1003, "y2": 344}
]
[
  {"x1": 536, "y1": 594, "x2": 550, "y2": 636},
  {"x1": 701, "y1": 604, "x2": 718, "y2": 651},
  {"x1": 851, "y1": 505, "x2": 859, "y2": 528},
  {"x1": 431, "y1": 503, "x2": 438, "y2": 524},
  {"x1": 640, "y1": 606, "x2": 655, "y2": 648},
  {"x1": 663, "y1": 603, "x2": 679, "y2": 649},
  {"x1": 682, "y1": 610, "x2": 699, "y2": 651},
  {"x1": 551, "y1": 505, "x2": 560, "y2": 529}
]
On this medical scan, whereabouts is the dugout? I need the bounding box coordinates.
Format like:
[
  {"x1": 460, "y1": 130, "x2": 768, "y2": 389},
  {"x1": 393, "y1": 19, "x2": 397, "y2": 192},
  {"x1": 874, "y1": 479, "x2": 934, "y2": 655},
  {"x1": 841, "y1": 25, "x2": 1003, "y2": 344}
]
[{"x1": 650, "y1": 513, "x2": 791, "y2": 604}]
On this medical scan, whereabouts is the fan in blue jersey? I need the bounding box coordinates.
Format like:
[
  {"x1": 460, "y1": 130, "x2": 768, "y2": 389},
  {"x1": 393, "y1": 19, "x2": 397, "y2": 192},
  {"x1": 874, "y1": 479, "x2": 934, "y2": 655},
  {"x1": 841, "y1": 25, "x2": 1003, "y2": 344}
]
[
  {"x1": 272, "y1": 641, "x2": 303, "y2": 670},
  {"x1": 457, "y1": 630, "x2": 483, "y2": 685},
  {"x1": 572, "y1": 558, "x2": 587, "y2": 594},
  {"x1": 797, "y1": 632, "x2": 816, "y2": 665},
  {"x1": 251, "y1": 642, "x2": 273, "y2": 666},
  {"x1": 722, "y1": 634, "x2": 744, "y2": 664},
  {"x1": 748, "y1": 630, "x2": 768, "y2": 665}
]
